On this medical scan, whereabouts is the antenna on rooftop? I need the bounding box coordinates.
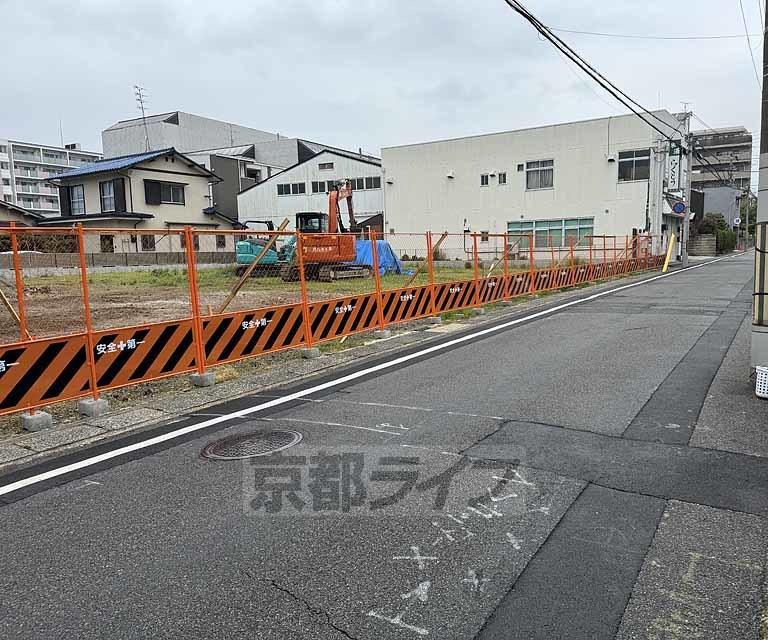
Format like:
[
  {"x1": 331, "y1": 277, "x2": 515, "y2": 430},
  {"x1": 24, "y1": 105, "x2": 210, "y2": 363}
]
[{"x1": 134, "y1": 85, "x2": 151, "y2": 151}]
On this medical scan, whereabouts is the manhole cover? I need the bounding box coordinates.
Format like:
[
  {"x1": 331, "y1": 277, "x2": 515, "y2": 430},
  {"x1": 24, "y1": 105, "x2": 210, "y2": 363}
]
[{"x1": 202, "y1": 430, "x2": 303, "y2": 460}]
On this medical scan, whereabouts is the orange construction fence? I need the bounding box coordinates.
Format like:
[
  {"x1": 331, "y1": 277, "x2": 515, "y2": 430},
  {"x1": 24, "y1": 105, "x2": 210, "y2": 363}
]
[{"x1": 0, "y1": 225, "x2": 665, "y2": 416}]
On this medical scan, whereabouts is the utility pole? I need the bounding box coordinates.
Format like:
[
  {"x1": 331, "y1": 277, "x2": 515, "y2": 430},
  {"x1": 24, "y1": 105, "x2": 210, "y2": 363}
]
[
  {"x1": 682, "y1": 111, "x2": 693, "y2": 267},
  {"x1": 751, "y1": 0, "x2": 768, "y2": 370}
]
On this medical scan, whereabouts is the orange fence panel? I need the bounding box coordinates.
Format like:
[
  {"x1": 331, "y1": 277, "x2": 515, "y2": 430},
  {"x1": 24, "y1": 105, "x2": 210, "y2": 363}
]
[
  {"x1": 432, "y1": 280, "x2": 478, "y2": 313},
  {"x1": 0, "y1": 334, "x2": 91, "y2": 414},
  {"x1": 380, "y1": 285, "x2": 433, "y2": 325},
  {"x1": 202, "y1": 303, "x2": 306, "y2": 367},
  {"x1": 91, "y1": 319, "x2": 197, "y2": 391},
  {"x1": 307, "y1": 293, "x2": 380, "y2": 343}
]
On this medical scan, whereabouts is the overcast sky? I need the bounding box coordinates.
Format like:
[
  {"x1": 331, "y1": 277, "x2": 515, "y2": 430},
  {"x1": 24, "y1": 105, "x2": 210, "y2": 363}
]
[{"x1": 1, "y1": 0, "x2": 763, "y2": 168}]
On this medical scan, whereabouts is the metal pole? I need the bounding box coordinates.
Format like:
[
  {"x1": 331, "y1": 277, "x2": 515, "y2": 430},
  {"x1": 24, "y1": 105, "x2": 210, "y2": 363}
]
[
  {"x1": 295, "y1": 232, "x2": 314, "y2": 348},
  {"x1": 682, "y1": 112, "x2": 693, "y2": 267},
  {"x1": 503, "y1": 233, "x2": 510, "y2": 301},
  {"x1": 569, "y1": 236, "x2": 576, "y2": 285},
  {"x1": 76, "y1": 224, "x2": 99, "y2": 401},
  {"x1": 369, "y1": 229, "x2": 386, "y2": 331},
  {"x1": 528, "y1": 233, "x2": 536, "y2": 295},
  {"x1": 472, "y1": 233, "x2": 481, "y2": 308},
  {"x1": 183, "y1": 227, "x2": 206, "y2": 375},
  {"x1": 426, "y1": 232, "x2": 438, "y2": 318},
  {"x1": 588, "y1": 235, "x2": 593, "y2": 281},
  {"x1": 9, "y1": 222, "x2": 29, "y2": 341}
]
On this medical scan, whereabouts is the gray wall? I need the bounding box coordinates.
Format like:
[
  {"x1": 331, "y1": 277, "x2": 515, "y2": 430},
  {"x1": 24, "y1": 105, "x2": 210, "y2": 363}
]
[
  {"x1": 103, "y1": 112, "x2": 280, "y2": 158},
  {"x1": 702, "y1": 186, "x2": 741, "y2": 226}
]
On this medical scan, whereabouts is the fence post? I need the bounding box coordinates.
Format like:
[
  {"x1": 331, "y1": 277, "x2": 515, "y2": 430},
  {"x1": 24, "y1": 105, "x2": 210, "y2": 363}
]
[
  {"x1": 76, "y1": 224, "x2": 100, "y2": 402},
  {"x1": 369, "y1": 229, "x2": 386, "y2": 332},
  {"x1": 295, "y1": 232, "x2": 315, "y2": 349},
  {"x1": 503, "y1": 233, "x2": 511, "y2": 301},
  {"x1": 529, "y1": 233, "x2": 536, "y2": 295},
  {"x1": 588, "y1": 235, "x2": 593, "y2": 281},
  {"x1": 426, "y1": 232, "x2": 438, "y2": 318},
  {"x1": 613, "y1": 236, "x2": 618, "y2": 274},
  {"x1": 625, "y1": 235, "x2": 630, "y2": 273},
  {"x1": 569, "y1": 236, "x2": 576, "y2": 286},
  {"x1": 183, "y1": 226, "x2": 207, "y2": 377},
  {"x1": 9, "y1": 222, "x2": 29, "y2": 341},
  {"x1": 602, "y1": 238, "x2": 607, "y2": 277},
  {"x1": 472, "y1": 233, "x2": 481, "y2": 309}
]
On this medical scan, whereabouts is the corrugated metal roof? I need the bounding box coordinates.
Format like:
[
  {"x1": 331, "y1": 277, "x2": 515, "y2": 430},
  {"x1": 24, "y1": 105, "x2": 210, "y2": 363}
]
[
  {"x1": 192, "y1": 144, "x2": 255, "y2": 157},
  {"x1": 49, "y1": 149, "x2": 176, "y2": 180}
]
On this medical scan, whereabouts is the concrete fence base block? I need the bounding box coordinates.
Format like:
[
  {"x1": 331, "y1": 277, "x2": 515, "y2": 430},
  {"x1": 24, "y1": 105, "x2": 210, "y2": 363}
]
[
  {"x1": 500, "y1": 300, "x2": 516, "y2": 307},
  {"x1": 78, "y1": 398, "x2": 109, "y2": 418},
  {"x1": 427, "y1": 316, "x2": 443, "y2": 325},
  {"x1": 372, "y1": 330, "x2": 391, "y2": 339},
  {"x1": 472, "y1": 308, "x2": 487, "y2": 316},
  {"x1": 20, "y1": 411, "x2": 54, "y2": 432},
  {"x1": 300, "y1": 347, "x2": 322, "y2": 360},
  {"x1": 190, "y1": 372, "x2": 216, "y2": 388}
]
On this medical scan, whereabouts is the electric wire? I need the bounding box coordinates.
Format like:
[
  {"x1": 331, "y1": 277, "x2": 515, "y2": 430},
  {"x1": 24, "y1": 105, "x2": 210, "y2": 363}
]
[
  {"x1": 739, "y1": 0, "x2": 762, "y2": 89},
  {"x1": 550, "y1": 27, "x2": 760, "y2": 40}
]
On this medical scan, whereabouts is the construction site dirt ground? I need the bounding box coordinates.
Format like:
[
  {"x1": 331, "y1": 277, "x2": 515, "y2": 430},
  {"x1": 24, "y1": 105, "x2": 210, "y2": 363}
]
[{"x1": 0, "y1": 263, "x2": 532, "y2": 344}]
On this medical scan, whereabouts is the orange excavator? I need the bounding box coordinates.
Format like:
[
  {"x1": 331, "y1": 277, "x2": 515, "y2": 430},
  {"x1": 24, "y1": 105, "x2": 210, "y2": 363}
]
[{"x1": 280, "y1": 180, "x2": 373, "y2": 282}]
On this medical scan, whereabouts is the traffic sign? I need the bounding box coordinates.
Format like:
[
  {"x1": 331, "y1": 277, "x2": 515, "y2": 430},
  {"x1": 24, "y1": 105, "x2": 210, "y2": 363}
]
[
  {"x1": 734, "y1": 217, "x2": 742, "y2": 226},
  {"x1": 672, "y1": 202, "x2": 686, "y2": 214}
]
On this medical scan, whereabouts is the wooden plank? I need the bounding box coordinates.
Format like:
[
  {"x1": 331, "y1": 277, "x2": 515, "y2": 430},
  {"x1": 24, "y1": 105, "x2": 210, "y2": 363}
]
[
  {"x1": 216, "y1": 218, "x2": 290, "y2": 314},
  {"x1": 405, "y1": 232, "x2": 448, "y2": 287}
]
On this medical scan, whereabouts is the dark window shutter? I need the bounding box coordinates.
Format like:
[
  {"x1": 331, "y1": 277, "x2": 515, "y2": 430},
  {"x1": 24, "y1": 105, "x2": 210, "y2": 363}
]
[
  {"x1": 59, "y1": 186, "x2": 71, "y2": 216},
  {"x1": 114, "y1": 178, "x2": 126, "y2": 211},
  {"x1": 144, "y1": 180, "x2": 161, "y2": 205}
]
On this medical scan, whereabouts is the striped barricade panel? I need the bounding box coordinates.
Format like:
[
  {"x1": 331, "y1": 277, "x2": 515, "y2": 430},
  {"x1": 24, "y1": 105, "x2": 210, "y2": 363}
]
[
  {"x1": 203, "y1": 304, "x2": 306, "y2": 367},
  {"x1": 91, "y1": 320, "x2": 197, "y2": 391},
  {"x1": 552, "y1": 268, "x2": 572, "y2": 288},
  {"x1": 432, "y1": 280, "x2": 477, "y2": 313},
  {"x1": 574, "y1": 265, "x2": 590, "y2": 284},
  {"x1": 478, "y1": 277, "x2": 507, "y2": 304},
  {"x1": 534, "y1": 269, "x2": 553, "y2": 291},
  {"x1": 509, "y1": 272, "x2": 531, "y2": 297},
  {"x1": 0, "y1": 334, "x2": 90, "y2": 415},
  {"x1": 380, "y1": 285, "x2": 433, "y2": 325},
  {"x1": 626, "y1": 258, "x2": 638, "y2": 273},
  {"x1": 591, "y1": 263, "x2": 604, "y2": 280},
  {"x1": 308, "y1": 294, "x2": 379, "y2": 343}
]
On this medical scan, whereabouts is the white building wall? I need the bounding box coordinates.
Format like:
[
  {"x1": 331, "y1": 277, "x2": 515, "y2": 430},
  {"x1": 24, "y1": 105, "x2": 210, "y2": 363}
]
[
  {"x1": 382, "y1": 111, "x2": 684, "y2": 240},
  {"x1": 237, "y1": 152, "x2": 384, "y2": 227}
]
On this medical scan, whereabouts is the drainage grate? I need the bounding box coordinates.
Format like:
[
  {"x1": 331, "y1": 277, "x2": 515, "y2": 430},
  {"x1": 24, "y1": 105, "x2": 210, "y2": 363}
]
[{"x1": 202, "y1": 430, "x2": 303, "y2": 460}]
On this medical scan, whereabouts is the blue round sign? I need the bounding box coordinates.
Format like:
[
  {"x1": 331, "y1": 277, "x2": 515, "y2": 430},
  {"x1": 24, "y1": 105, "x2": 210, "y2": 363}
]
[{"x1": 673, "y1": 202, "x2": 686, "y2": 214}]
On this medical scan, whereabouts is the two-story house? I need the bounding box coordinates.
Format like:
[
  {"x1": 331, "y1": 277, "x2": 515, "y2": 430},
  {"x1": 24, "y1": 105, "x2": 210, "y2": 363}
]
[{"x1": 42, "y1": 148, "x2": 242, "y2": 253}]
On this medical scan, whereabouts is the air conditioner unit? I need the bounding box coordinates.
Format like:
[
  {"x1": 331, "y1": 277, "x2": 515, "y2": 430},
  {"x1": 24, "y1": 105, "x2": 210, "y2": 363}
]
[
  {"x1": 606, "y1": 154, "x2": 617, "y2": 163},
  {"x1": 446, "y1": 171, "x2": 454, "y2": 179},
  {"x1": 489, "y1": 169, "x2": 497, "y2": 176}
]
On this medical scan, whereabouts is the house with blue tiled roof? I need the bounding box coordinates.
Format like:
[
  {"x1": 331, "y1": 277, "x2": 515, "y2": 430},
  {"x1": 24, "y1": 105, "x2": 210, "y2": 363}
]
[{"x1": 44, "y1": 148, "x2": 243, "y2": 254}]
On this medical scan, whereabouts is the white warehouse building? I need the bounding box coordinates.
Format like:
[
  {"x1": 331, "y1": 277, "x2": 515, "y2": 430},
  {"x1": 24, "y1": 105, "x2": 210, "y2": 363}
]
[
  {"x1": 382, "y1": 111, "x2": 690, "y2": 257},
  {"x1": 237, "y1": 149, "x2": 384, "y2": 228}
]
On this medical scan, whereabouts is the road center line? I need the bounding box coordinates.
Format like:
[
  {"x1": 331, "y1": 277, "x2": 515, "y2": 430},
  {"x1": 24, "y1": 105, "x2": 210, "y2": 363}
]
[{"x1": 0, "y1": 253, "x2": 740, "y2": 498}]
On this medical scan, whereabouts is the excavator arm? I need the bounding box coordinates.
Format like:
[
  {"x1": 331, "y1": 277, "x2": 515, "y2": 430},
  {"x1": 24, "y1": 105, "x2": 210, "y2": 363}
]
[{"x1": 328, "y1": 180, "x2": 356, "y2": 233}]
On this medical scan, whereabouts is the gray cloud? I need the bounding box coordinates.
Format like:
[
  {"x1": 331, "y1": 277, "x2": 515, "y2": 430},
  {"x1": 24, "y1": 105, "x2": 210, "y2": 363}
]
[{"x1": 0, "y1": 0, "x2": 762, "y2": 161}]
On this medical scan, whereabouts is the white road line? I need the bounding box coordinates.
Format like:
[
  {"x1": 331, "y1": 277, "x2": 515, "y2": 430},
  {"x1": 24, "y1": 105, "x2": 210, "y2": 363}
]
[
  {"x1": 260, "y1": 417, "x2": 403, "y2": 436},
  {"x1": 0, "y1": 254, "x2": 739, "y2": 497}
]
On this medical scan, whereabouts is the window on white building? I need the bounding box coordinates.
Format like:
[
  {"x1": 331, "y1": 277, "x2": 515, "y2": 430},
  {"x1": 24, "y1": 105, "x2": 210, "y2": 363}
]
[
  {"x1": 312, "y1": 181, "x2": 326, "y2": 193},
  {"x1": 159, "y1": 183, "x2": 184, "y2": 204},
  {"x1": 618, "y1": 149, "x2": 651, "y2": 181},
  {"x1": 99, "y1": 180, "x2": 115, "y2": 212},
  {"x1": 277, "y1": 183, "x2": 291, "y2": 196},
  {"x1": 498, "y1": 172, "x2": 507, "y2": 185},
  {"x1": 507, "y1": 217, "x2": 593, "y2": 249},
  {"x1": 318, "y1": 162, "x2": 334, "y2": 170},
  {"x1": 480, "y1": 174, "x2": 489, "y2": 186},
  {"x1": 291, "y1": 182, "x2": 306, "y2": 195},
  {"x1": 365, "y1": 176, "x2": 382, "y2": 189},
  {"x1": 70, "y1": 184, "x2": 85, "y2": 214},
  {"x1": 526, "y1": 160, "x2": 554, "y2": 190}
]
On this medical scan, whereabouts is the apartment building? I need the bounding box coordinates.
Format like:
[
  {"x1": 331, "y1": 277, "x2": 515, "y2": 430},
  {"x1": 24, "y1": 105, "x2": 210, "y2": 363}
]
[
  {"x1": 690, "y1": 127, "x2": 752, "y2": 192},
  {"x1": 0, "y1": 140, "x2": 102, "y2": 217}
]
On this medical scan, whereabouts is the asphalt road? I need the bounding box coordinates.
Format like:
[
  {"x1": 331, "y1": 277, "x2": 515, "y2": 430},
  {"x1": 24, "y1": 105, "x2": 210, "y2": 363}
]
[{"x1": 1, "y1": 253, "x2": 766, "y2": 639}]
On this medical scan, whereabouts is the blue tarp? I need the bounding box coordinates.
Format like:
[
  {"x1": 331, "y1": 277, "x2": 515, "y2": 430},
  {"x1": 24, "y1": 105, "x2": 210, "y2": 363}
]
[{"x1": 353, "y1": 240, "x2": 403, "y2": 275}]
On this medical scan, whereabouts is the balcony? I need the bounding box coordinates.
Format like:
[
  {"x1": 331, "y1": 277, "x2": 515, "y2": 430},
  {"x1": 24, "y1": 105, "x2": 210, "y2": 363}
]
[{"x1": 12, "y1": 151, "x2": 41, "y2": 163}]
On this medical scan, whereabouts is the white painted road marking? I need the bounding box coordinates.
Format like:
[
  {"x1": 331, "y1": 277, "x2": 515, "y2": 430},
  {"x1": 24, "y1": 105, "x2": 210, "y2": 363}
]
[{"x1": 0, "y1": 254, "x2": 740, "y2": 498}]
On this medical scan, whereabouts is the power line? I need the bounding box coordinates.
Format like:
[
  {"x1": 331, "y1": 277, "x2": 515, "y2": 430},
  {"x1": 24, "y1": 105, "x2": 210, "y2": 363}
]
[
  {"x1": 551, "y1": 27, "x2": 761, "y2": 41},
  {"x1": 502, "y1": 0, "x2": 746, "y2": 192},
  {"x1": 738, "y1": 0, "x2": 762, "y2": 89},
  {"x1": 502, "y1": 0, "x2": 683, "y2": 145},
  {"x1": 758, "y1": 0, "x2": 765, "y2": 30}
]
